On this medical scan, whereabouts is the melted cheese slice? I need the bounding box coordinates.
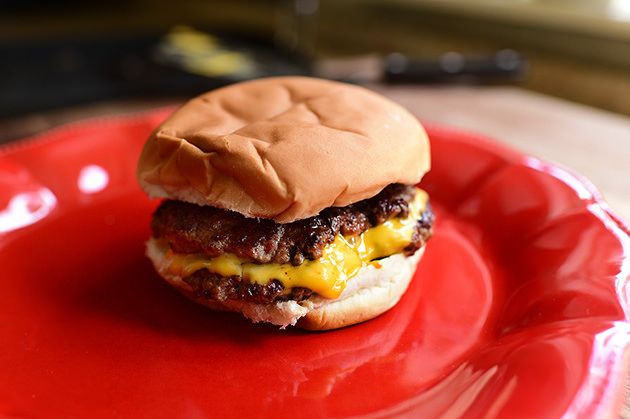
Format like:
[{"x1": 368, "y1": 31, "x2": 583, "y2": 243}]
[{"x1": 166, "y1": 189, "x2": 428, "y2": 299}]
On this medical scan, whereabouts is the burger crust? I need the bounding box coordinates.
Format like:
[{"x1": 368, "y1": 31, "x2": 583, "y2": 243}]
[
  {"x1": 137, "y1": 76, "x2": 430, "y2": 223},
  {"x1": 146, "y1": 237, "x2": 423, "y2": 330}
]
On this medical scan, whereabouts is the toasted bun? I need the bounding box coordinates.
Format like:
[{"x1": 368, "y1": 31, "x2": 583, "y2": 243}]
[
  {"x1": 137, "y1": 76, "x2": 430, "y2": 222},
  {"x1": 146, "y1": 238, "x2": 423, "y2": 330}
]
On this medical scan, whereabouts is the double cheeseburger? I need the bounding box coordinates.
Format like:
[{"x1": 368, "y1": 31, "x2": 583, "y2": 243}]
[{"x1": 137, "y1": 76, "x2": 433, "y2": 330}]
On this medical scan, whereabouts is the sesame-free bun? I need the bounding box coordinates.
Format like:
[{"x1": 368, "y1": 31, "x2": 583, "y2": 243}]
[
  {"x1": 137, "y1": 77, "x2": 430, "y2": 223},
  {"x1": 146, "y1": 238, "x2": 423, "y2": 330}
]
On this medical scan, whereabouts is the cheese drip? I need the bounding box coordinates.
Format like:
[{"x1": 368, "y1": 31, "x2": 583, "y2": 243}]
[{"x1": 166, "y1": 189, "x2": 428, "y2": 299}]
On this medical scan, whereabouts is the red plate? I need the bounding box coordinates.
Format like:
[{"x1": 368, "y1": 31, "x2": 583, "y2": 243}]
[{"x1": 1, "y1": 109, "x2": 629, "y2": 418}]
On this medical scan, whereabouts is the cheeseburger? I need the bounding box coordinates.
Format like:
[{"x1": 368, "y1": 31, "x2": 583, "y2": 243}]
[{"x1": 137, "y1": 76, "x2": 433, "y2": 330}]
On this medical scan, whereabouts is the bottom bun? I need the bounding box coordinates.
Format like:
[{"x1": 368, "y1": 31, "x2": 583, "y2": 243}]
[{"x1": 146, "y1": 238, "x2": 423, "y2": 330}]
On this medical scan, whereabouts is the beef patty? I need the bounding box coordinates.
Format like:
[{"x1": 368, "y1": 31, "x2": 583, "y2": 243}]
[
  {"x1": 182, "y1": 208, "x2": 433, "y2": 304},
  {"x1": 152, "y1": 183, "x2": 429, "y2": 266},
  {"x1": 184, "y1": 272, "x2": 315, "y2": 304}
]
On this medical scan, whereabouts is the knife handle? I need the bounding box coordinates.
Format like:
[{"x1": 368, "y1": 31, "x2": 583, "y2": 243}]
[{"x1": 383, "y1": 50, "x2": 526, "y2": 83}]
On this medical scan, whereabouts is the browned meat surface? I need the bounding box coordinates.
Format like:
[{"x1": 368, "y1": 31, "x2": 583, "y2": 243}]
[
  {"x1": 152, "y1": 184, "x2": 427, "y2": 266},
  {"x1": 181, "y1": 207, "x2": 433, "y2": 304},
  {"x1": 184, "y1": 271, "x2": 314, "y2": 304}
]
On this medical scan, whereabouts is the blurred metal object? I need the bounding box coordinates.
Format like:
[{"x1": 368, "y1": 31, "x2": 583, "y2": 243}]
[
  {"x1": 274, "y1": 0, "x2": 320, "y2": 61},
  {"x1": 315, "y1": 50, "x2": 527, "y2": 84}
]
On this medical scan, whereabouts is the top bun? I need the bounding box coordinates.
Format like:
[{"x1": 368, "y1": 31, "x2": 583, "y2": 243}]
[{"x1": 137, "y1": 76, "x2": 430, "y2": 222}]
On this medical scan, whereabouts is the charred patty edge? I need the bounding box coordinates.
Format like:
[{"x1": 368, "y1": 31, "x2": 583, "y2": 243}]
[
  {"x1": 180, "y1": 207, "x2": 434, "y2": 304},
  {"x1": 152, "y1": 183, "x2": 423, "y2": 266}
]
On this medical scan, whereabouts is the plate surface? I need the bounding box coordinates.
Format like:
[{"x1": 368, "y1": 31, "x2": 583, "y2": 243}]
[{"x1": 1, "y1": 109, "x2": 629, "y2": 418}]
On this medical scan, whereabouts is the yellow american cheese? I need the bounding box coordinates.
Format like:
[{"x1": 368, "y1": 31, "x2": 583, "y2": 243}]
[{"x1": 166, "y1": 189, "x2": 428, "y2": 299}]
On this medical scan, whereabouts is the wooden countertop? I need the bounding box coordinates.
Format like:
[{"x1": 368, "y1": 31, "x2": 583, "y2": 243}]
[{"x1": 1, "y1": 85, "x2": 628, "y2": 220}]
